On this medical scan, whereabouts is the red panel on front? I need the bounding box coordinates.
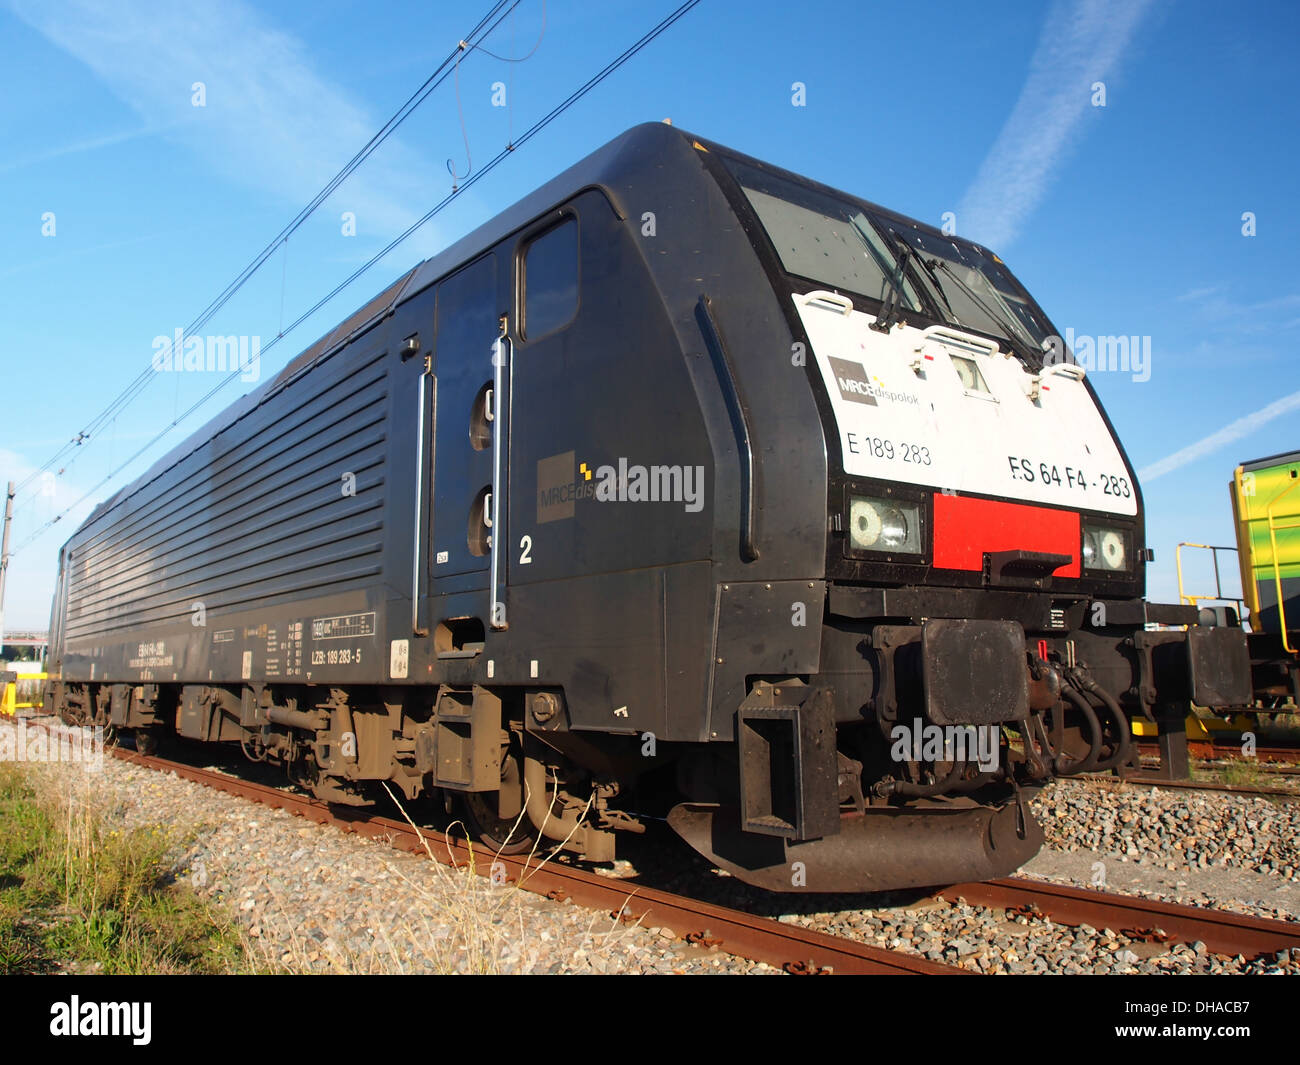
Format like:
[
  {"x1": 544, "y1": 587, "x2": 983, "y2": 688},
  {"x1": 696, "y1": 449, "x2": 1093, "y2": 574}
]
[{"x1": 932, "y1": 494, "x2": 1080, "y2": 577}]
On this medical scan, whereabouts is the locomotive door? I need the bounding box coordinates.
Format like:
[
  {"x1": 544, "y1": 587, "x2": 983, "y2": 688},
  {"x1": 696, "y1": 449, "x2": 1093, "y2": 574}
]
[{"x1": 430, "y1": 252, "x2": 505, "y2": 626}]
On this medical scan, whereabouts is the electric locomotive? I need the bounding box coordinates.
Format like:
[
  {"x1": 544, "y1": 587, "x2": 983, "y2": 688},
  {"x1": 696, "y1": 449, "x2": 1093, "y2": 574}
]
[{"x1": 43, "y1": 123, "x2": 1252, "y2": 892}]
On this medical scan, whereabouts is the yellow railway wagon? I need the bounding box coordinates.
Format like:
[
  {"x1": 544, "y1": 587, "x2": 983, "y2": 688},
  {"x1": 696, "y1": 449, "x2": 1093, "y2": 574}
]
[{"x1": 1231, "y1": 450, "x2": 1300, "y2": 647}]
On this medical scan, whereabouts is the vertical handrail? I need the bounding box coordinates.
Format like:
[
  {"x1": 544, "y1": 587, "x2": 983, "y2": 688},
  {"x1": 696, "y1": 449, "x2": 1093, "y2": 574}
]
[
  {"x1": 489, "y1": 332, "x2": 511, "y2": 629},
  {"x1": 1265, "y1": 479, "x2": 1300, "y2": 655},
  {"x1": 1175, "y1": 541, "x2": 1246, "y2": 621},
  {"x1": 411, "y1": 370, "x2": 428, "y2": 634}
]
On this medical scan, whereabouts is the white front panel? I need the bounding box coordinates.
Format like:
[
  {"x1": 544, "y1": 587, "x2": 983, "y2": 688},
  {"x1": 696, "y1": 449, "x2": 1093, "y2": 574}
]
[{"x1": 796, "y1": 293, "x2": 1137, "y2": 517}]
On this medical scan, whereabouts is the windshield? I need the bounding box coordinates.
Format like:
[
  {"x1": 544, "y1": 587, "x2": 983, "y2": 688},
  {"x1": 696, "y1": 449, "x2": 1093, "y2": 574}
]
[
  {"x1": 729, "y1": 160, "x2": 923, "y2": 313},
  {"x1": 891, "y1": 228, "x2": 1053, "y2": 355},
  {"x1": 725, "y1": 157, "x2": 1054, "y2": 361}
]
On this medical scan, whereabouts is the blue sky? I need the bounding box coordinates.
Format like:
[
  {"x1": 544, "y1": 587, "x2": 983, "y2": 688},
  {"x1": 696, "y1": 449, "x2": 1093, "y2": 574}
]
[{"x1": 1, "y1": 0, "x2": 1296, "y2": 628}]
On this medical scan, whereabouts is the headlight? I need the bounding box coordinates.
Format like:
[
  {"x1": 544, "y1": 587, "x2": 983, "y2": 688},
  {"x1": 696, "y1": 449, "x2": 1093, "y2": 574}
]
[
  {"x1": 1082, "y1": 522, "x2": 1129, "y2": 572},
  {"x1": 848, "y1": 495, "x2": 922, "y2": 554}
]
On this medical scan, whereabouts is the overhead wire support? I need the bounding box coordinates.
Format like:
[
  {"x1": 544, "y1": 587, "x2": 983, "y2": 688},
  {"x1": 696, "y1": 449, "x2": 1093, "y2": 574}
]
[{"x1": 10, "y1": 0, "x2": 701, "y2": 559}]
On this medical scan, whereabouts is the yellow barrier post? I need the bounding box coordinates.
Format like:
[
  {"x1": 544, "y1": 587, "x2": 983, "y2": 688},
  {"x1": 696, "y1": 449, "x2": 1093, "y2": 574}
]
[{"x1": 14, "y1": 672, "x2": 47, "y2": 710}]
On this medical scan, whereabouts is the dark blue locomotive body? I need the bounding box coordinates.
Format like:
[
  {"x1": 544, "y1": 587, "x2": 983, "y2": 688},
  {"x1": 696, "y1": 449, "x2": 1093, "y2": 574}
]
[{"x1": 45, "y1": 124, "x2": 1251, "y2": 891}]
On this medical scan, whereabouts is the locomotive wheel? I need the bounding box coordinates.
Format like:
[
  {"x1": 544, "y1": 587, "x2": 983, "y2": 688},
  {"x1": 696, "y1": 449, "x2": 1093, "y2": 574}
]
[
  {"x1": 60, "y1": 684, "x2": 91, "y2": 727},
  {"x1": 460, "y1": 737, "x2": 537, "y2": 855},
  {"x1": 461, "y1": 792, "x2": 536, "y2": 854}
]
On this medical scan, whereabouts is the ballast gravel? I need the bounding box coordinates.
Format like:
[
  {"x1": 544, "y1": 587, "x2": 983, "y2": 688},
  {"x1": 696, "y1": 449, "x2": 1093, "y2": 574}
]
[
  {"x1": 1030, "y1": 777, "x2": 1300, "y2": 882},
  {"x1": 3, "y1": 719, "x2": 1297, "y2": 975},
  {"x1": 0, "y1": 722, "x2": 769, "y2": 975},
  {"x1": 623, "y1": 776, "x2": 1300, "y2": 975}
]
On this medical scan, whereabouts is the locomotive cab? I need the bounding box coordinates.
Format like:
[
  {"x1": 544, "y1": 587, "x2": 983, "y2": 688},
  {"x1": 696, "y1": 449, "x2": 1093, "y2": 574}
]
[{"x1": 658, "y1": 133, "x2": 1254, "y2": 890}]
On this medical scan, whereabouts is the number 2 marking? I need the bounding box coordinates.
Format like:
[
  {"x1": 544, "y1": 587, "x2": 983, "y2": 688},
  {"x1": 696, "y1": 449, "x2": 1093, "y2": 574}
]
[{"x1": 519, "y1": 534, "x2": 533, "y2": 565}]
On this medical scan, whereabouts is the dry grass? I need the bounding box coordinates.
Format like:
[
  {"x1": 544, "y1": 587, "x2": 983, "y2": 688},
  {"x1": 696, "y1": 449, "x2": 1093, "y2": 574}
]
[
  {"x1": 2, "y1": 731, "x2": 654, "y2": 975},
  {"x1": 223, "y1": 778, "x2": 649, "y2": 975},
  {"x1": 0, "y1": 761, "x2": 255, "y2": 974}
]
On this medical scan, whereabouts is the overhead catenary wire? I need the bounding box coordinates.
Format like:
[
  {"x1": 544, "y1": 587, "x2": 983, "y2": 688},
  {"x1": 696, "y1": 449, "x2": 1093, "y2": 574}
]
[
  {"x1": 447, "y1": 0, "x2": 548, "y2": 186},
  {"x1": 453, "y1": 0, "x2": 548, "y2": 174},
  {"x1": 13, "y1": 0, "x2": 525, "y2": 498},
  {"x1": 9, "y1": 0, "x2": 701, "y2": 559},
  {"x1": 473, "y1": 0, "x2": 546, "y2": 63}
]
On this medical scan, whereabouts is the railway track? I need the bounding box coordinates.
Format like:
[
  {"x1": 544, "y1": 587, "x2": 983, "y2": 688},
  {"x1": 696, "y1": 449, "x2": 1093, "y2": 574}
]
[
  {"x1": 939, "y1": 878, "x2": 1300, "y2": 961},
  {"x1": 15, "y1": 716, "x2": 954, "y2": 975},
  {"x1": 1136, "y1": 741, "x2": 1300, "y2": 765},
  {"x1": 1081, "y1": 772, "x2": 1300, "y2": 800},
  {"x1": 9, "y1": 713, "x2": 1300, "y2": 972}
]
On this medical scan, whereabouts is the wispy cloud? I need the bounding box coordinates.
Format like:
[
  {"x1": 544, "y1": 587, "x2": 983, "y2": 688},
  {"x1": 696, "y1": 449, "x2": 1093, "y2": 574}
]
[
  {"x1": 1172, "y1": 286, "x2": 1300, "y2": 337},
  {"x1": 1175, "y1": 284, "x2": 1225, "y2": 303},
  {"x1": 0, "y1": 229, "x2": 173, "y2": 281},
  {"x1": 9, "y1": 0, "x2": 440, "y2": 248},
  {"x1": 957, "y1": 0, "x2": 1157, "y2": 250},
  {"x1": 1137, "y1": 389, "x2": 1300, "y2": 482},
  {"x1": 0, "y1": 120, "x2": 188, "y2": 175}
]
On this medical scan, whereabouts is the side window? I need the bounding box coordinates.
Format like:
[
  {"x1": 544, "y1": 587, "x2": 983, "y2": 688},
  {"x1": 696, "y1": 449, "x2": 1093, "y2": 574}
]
[{"x1": 522, "y1": 218, "x2": 578, "y2": 340}]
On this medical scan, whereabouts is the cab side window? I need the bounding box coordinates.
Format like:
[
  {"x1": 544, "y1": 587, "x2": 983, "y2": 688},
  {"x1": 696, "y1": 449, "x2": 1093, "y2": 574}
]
[{"x1": 522, "y1": 218, "x2": 578, "y2": 339}]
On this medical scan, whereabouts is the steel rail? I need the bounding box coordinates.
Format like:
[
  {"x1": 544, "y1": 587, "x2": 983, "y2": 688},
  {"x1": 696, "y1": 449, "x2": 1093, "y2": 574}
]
[
  {"x1": 1135, "y1": 742, "x2": 1300, "y2": 764},
  {"x1": 99, "y1": 740, "x2": 960, "y2": 975},
  {"x1": 1079, "y1": 772, "x2": 1300, "y2": 800},
  {"x1": 18, "y1": 716, "x2": 1296, "y2": 969},
  {"x1": 940, "y1": 876, "x2": 1300, "y2": 961}
]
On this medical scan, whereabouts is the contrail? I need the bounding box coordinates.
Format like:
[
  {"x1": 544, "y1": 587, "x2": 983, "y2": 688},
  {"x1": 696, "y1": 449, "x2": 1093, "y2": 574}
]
[
  {"x1": 1137, "y1": 389, "x2": 1300, "y2": 482},
  {"x1": 957, "y1": 0, "x2": 1156, "y2": 249}
]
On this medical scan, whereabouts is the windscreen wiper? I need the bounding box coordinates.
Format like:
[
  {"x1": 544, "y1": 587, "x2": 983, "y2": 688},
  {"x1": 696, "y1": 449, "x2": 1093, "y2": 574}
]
[
  {"x1": 929, "y1": 259, "x2": 1041, "y2": 365},
  {"x1": 869, "y1": 240, "x2": 912, "y2": 333},
  {"x1": 896, "y1": 235, "x2": 954, "y2": 317}
]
